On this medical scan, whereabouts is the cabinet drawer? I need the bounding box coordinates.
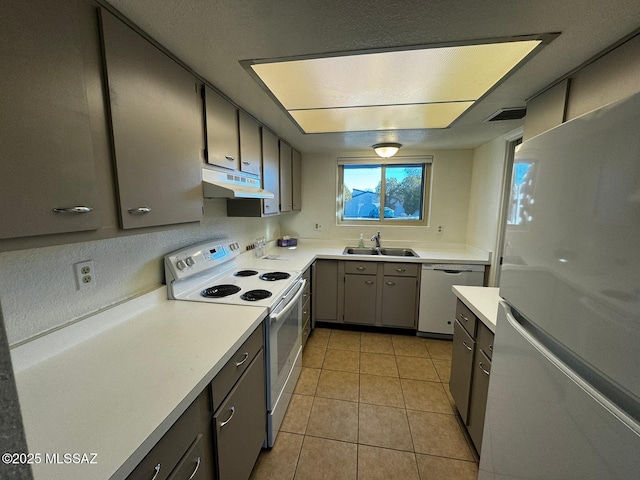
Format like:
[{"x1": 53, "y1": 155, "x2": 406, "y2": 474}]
[
  {"x1": 302, "y1": 297, "x2": 311, "y2": 324},
  {"x1": 344, "y1": 261, "x2": 376, "y2": 274},
  {"x1": 126, "y1": 393, "x2": 202, "y2": 480},
  {"x1": 211, "y1": 325, "x2": 264, "y2": 411},
  {"x1": 214, "y1": 350, "x2": 266, "y2": 480},
  {"x1": 166, "y1": 434, "x2": 205, "y2": 480},
  {"x1": 383, "y1": 263, "x2": 418, "y2": 277},
  {"x1": 476, "y1": 321, "x2": 494, "y2": 360},
  {"x1": 455, "y1": 299, "x2": 477, "y2": 337}
]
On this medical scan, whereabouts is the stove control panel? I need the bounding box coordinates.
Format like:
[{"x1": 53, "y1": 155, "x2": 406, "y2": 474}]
[{"x1": 164, "y1": 239, "x2": 242, "y2": 282}]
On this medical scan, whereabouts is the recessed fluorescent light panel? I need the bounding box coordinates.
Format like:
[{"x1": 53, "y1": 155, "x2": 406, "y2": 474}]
[{"x1": 245, "y1": 36, "x2": 553, "y2": 133}]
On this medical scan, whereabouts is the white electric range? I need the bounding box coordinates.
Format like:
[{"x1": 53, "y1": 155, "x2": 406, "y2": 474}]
[{"x1": 164, "y1": 239, "x2": 304, "y2": 447}]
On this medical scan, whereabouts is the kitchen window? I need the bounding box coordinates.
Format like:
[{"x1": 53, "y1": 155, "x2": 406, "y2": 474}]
[{"x1": 337, "y1": 156, "x2": 432, "y2": 225}]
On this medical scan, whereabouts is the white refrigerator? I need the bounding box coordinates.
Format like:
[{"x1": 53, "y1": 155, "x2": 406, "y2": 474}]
[{"x1": 479, "y1": 92, "x2": 640, "y2": 479}]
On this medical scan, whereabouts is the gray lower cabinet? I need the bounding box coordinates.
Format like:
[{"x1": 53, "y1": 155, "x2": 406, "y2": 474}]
[
  {"x1": 312, "y1": 260, "x2": 340, "y2": 323},
  {"x1": 99, "y1": 8, "x2": 203, "y2": 230},
  {"x1": 126, "y1": 389, "x2": 213, "y2": 480},
  {"x1": 340, "y1": 261, "x2": 419, "y2": 329},
  {"x1": 1, "y1": 0, "x2": 102, "y2": 239},
  {"x1": 301, "y1": 267, "x2": 312, "y2": 347},
  {"x1": 344, "y1": 274, "x2": 377, "y2": 324},
  {"x1": 449, "y1": 299, "x2": 494, "y2": 453},
  {"x1": 213, "y1": 350, "x2": 266, "y2": 480}
]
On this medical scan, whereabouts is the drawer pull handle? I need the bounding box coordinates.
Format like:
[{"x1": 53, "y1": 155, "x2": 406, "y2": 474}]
[
  {"x1": 220, "y1": 406, "x2": 235, "y2": 427},
  {"x1": 303, "y1": 310, "x2": 309, "y2": 315},
  {"x1": 188, "y1": 456, "x2": 201, "y2": 480},
  {"x1": 53, "y1": 206, "x2": 93, "y2": 213},
  {"x1": 242, "y1": 161, "x2": 251, "y2": 165},
  {"x1": 365, "y1": 280, "x2": 375, "y2": 285},
  {"x1": 225, "y1": 155, "x2": 236, "y2": 161},
  {"x1": 128, "y1": 207, "x2": 151, "y2": 214},
  {"x1": 385, "y1": 281, "x2": 396, "y2": 286},
  {"x1": 356, "y1": 266, "x2": 366, "y2": 270},
  {"x1": 395, "y1": 268, "x2": 405, "y2": 272},
  {"x1": 479, "y1": 362, "x2": 490, "y2": 376},
  {"x1": 458, "y1": 313, "x2": 469, "y2": 322},
  {"x1": 235, "y1": 352, "x2": 249, "y2": 367},
  {"x1": 151, "y1": 464, "x2": 161, "y2": 480},
  {"x1": 462, "y1": 341, "x2": 472, "y2": 351},
  {"x1": 489, "y1": 345, "x2": 493, "y2": 352}
]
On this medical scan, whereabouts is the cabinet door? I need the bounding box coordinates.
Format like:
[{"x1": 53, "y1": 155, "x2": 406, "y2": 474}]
[
  {"x1": 279, "y1": 141, "x2": 292, "y2": 212},
  {"x1": 100, "y1": 9, "x2": 203, "y2": 230},
  {"x1": 238, "y1": 111, "x2": 261, "y2": 176},
  {"x1": 0, "y1": 0, "x2": 100, "y2": 239},
  {"x1": 467, "y1": 349, "x2": 491, "y2": 451},
  {"x1": 344, "y1": 275, "x2": 377, "y2": 325},
  {"x1": 381, "y1": 276, "x2": 418, "y2": 328},
  {"x1": 292, "y1": 149, "x2": 302, "y2": 211},
  {"x1": 214, "y1": 350, "x2": 266, "y2": 480},
  {"x1": 449, "y1": 319, "x2": 476, "y2": 423},
  {"x1": 204, "y1": 86, "x2": 239, "y2": 170},
  {"x1": 312, "y1": 260, "x2": 339, "y2": 323},
  {"x1": 261, "y1": 129, "x2": 280, "y2": 215}
]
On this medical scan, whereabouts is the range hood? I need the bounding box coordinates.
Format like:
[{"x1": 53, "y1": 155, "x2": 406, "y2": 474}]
[{"x1": 202, "y1": 168, "x2": 274, "y2": 199}]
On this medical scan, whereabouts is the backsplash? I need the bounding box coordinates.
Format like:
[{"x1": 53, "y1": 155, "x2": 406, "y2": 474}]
[{"x1": 0, "y1": 199, "x2": 280, "y2": 346}]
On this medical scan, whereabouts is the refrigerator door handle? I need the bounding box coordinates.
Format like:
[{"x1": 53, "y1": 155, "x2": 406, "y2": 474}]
[{"x1": 503, "y1": 302, "x2": 640, "y2": 435}]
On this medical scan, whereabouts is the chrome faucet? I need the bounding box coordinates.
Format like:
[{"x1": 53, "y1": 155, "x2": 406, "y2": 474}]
[{"x1": 371, "y1": 231, "x2": 382, "y2": 250}]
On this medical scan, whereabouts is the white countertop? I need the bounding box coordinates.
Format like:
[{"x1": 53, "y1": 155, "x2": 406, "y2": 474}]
[
  {"x1": 12, "y1": 287, "x2": 267, "y2": 480},
  {"x1": 240, "y1": 239, "x2": 490, "y2": 273},
  {"x1": 452, "y1": 286, "x2": 501, "y2": 333}
]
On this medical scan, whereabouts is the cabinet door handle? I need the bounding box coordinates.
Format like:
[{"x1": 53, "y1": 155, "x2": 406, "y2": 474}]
[
  {"x1": 187, "y1": 456, "x2": 201, "y2": 480},
  {"x1": 53, "y1": 206, "x2": 93, "y2": 213},
  {"x1": 151, "y1": 464, "x2": 161, "y2": 480},
  {"x1": 462, "y1": 341, "x2": 472, "y2": 351},
  {"x1": 128, "y1": 207, "x2": 151, "y2": 214},
  {"x1": 225, "y1": 155, "x2": 236, "y2": 161},
  {"x1": 385, "y1": 281, "x2": 396, "y2": 286},
  {"x1": 479, "y1": 362, "x2": 490, "y2": 376},
  {"x1": 364, "y1": 280, "x2": 375, "y2": 285},
  {"x1": 489, "y1": 345, "x2": 493, "y2": 352},
  {"x1": 458, "y1": 313, "x2": 469, "y2": 322},
  {"x1": 356, "y1": 266, "x2": 366, "y2": 271},
  {"x1": 235, "y1": 352, "x2": 249, "y2": 367},
  {"x1": 220, "y1": 406, "x2": 235, "y2": 427},
  {"x1": 242, "y1": 161, "x2": 251, "y2": 165}
]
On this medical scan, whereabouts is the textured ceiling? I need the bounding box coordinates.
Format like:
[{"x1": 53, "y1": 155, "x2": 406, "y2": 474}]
[{"x1": 105, "y1": 0, "x2": 640, "y2": 153}]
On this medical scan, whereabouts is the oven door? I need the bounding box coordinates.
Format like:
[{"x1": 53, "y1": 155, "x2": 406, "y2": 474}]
[{"x1": 266, "y1": 278, "x2": 305, "y2": 446}]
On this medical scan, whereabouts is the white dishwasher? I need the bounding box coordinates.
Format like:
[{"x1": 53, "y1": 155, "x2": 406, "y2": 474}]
[{"x1": 418, "y1": 264, "x2": 485, "y2": 337}]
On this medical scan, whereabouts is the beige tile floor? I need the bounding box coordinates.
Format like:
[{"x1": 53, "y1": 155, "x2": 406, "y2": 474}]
[{"x1": 250, "y1": 328, "x2": 479, "y2": 480}]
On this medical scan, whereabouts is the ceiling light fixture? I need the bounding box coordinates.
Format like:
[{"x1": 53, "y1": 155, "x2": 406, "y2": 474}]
[{"x1": 373, "y1": 143, "x2": 402, "y2": 158}]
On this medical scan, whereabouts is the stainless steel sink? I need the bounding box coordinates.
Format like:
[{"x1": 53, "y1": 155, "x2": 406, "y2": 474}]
[
  {"x1": 379, "y1": 248, "x2": 419, "y2": 257},
  {"x1": 342, "y1": 247, "x2": 419, "y2": 257}
]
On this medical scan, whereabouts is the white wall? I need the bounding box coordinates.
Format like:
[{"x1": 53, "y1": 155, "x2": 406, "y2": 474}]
[
  {"x1": 0, "y1": 199, "x2": 280, "y2": 346},
  {"x1": 280, "y1": 149, "x2": 474, "y2": 246}
]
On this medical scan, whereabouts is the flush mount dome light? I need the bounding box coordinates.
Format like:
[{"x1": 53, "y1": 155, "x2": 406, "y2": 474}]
[{"x1": 373, "y1": 143, "x2": 402, "y2": 158}]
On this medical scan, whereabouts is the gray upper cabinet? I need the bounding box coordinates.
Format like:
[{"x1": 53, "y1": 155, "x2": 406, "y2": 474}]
[
  {"x1": 99, "y1": 9, "x2": 203, "y2": 230},
  {"x1": 262, "y1": 130, "x2": 280, "y2": 215},
  {"x1": 279, "y1": 141, "x2": 293, "y2": 213},
  {"x1": 0, "y1": 0, "x2": 101, "y2": 239},
  {"x1": 204, "y1": 86, "x2": 239, "y2": 171},
  {"x1": 238, "y1": 111, "x2": 261, "y2": 177},
  {"x1": 292, "y1": 149, "x2": 302, "y2": 211}
]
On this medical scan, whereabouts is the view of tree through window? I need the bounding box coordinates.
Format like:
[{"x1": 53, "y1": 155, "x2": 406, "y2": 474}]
[
  {"x1": 507, "y1": 161, "x2": 535, "y2": 226},
  {"x1": 341, "y1": 163, "x2": 426, "y2": 222}
]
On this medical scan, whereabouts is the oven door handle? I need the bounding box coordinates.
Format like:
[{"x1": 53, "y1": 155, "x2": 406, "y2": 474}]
[{"x1": 270, "y1": 279, "x2": 306, "y2": 325}]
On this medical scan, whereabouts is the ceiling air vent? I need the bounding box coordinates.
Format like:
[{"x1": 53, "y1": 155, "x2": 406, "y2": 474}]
[{"x1": 484, "y1": 107, "x2": 527, "y2": 122}]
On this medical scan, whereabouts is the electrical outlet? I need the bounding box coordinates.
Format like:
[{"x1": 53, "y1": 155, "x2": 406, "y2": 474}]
[
  {"x1": 437, "y1": 225, "x2": 444, "y2": 234},
  {"x1": 314, "y1": 222, "x2": 323, "y2": 231},
  {"x1": 74, "y1": 260, "x2": 96, "y2": 290}
]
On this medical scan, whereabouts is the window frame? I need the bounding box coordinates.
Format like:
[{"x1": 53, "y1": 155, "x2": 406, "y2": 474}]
[{"x1": 337, "y1": 156, "x2": 433, "y2": 226}]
